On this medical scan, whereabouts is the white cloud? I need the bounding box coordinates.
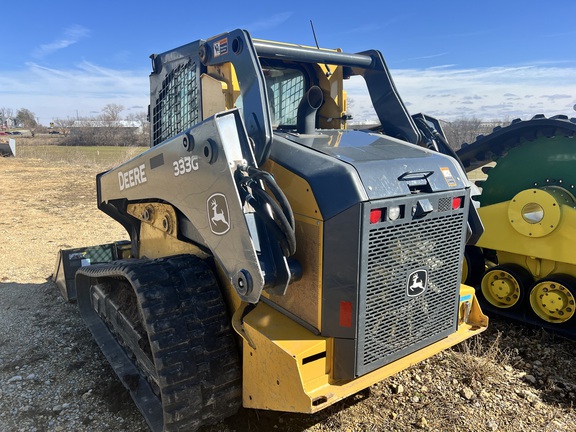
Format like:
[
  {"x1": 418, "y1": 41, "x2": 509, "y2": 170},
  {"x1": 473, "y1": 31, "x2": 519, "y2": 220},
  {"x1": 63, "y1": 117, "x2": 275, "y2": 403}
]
[
  {"x1": 395, "y1": 53, "x2": 450, "y2": 64},
  {"x1": 0, "y1": 62, "x2": 148, "y2": 124},
  {"x1": 346, "y1": 65, "x2": 576, "y2": 122},
  {"x1": 32, "y1": 25, "x2": 90, "y2": 58},
  {"x1": 1, "y1": 59, "x2": 574, "y2": 126},
  {"x1": 400, "y1": 66, "x2": 575, "y2": 120},
  {"x1": 240, "y1": 13, "x2": 293, "y2": 32}
]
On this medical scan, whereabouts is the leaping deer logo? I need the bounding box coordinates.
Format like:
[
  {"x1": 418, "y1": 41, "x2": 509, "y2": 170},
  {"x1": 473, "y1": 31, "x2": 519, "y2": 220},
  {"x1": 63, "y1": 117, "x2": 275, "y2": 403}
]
[
  {"x1": 410, "y1": 274, "x2": 424, "y2": 290},
  {"x1": 207, "y1": 193, "x2": 230, "y2": 235},
  {"x1": 407, "y1": 270, "x2": 427, "y2": 297},
  {"x1": 211, "y1": 199, "x2": 229, "y2": 227}
]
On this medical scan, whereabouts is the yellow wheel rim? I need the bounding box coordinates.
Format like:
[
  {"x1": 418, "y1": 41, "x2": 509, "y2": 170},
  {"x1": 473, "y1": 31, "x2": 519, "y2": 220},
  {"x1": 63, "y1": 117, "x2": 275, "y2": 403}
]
[
  {"x1": 481, "y1": 269, "x2": 521, "y2": 308},
  {"x1": 462, "y1": 257, "x2": 469, "y2": 284},
  {"x1": 530, "y1": 281, "x2": 576, "y2": 323}
]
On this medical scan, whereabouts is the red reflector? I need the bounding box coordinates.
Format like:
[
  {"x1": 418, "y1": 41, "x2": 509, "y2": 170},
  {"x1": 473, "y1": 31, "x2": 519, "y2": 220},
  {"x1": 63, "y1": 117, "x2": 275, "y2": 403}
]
[
  {"x1": 370, "y1": 209, "x2": 382, "y2": 224},
  {"x1": 339, "y1": 301, "x2": 353, "y2": 328},
  {"x1": 452, "y1": 197, "x2": 462, "y2": 210}
]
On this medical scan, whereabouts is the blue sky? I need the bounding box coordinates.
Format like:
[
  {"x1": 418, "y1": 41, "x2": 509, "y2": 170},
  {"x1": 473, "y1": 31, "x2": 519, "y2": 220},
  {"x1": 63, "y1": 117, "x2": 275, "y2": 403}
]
[{"x1": 1, "y1": 1, "x2": 575, "y2": 125}]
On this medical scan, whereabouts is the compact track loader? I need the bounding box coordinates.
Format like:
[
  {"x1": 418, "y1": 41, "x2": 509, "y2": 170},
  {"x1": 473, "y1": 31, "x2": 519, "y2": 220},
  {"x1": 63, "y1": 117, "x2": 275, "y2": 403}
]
[
  {"x1": 457, "y1": 115, "x2": 576, "y2": 339},
  {"x1": 55, "y1": 29, "x2": 488, "y2": 431}
]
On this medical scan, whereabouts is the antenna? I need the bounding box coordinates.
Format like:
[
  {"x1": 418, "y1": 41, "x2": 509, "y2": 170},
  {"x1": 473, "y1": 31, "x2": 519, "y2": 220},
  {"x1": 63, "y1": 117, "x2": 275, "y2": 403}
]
[
  {"x1": 310, "y1": 20, "x2": 321, "y2": 49},
  {"x1": 310, "y1": 20, "x2": 332, "y2": 77}
]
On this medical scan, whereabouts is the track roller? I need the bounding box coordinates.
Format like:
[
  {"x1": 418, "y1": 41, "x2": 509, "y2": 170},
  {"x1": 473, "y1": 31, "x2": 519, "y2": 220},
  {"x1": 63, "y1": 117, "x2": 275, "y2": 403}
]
[
  {"x1": 480, "y1": 264, "x2": 533, "y2": 309},
  {"x1": 529, "y1": 275, "x2": 576, "y2": 324}
]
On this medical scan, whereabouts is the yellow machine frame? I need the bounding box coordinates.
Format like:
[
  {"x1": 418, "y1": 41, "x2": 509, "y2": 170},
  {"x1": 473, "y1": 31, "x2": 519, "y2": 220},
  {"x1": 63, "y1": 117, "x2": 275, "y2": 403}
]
[{"x1": 236, "y1": 284, "x2": 486, "y2": 412}]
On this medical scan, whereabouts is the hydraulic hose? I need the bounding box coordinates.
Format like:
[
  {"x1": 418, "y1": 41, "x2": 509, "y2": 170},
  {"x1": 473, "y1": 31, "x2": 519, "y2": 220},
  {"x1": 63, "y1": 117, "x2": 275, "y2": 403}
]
[{"x1": 239, "y1": 167, "x2": 296, "y2": 257}]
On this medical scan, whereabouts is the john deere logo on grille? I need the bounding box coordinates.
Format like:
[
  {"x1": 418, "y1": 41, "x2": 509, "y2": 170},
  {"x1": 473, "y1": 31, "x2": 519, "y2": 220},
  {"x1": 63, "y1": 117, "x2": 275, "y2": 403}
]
[
  {"x1": 407, "y1": 269, "x2": 428, "y2": 297},
  {"x1": 207, "y1": 193, "x2": 230, "y2": 235}
]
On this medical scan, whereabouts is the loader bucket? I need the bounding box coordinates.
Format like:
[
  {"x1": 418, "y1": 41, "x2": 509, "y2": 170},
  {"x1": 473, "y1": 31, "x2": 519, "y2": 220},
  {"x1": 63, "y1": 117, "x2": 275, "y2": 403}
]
[{"x1": 53, "y1": 242, "x2": 130, "y2": 301}]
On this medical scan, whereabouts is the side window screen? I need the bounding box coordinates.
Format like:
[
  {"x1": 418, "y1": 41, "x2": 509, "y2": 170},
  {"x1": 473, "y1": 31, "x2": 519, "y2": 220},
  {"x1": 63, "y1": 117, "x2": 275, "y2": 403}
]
[
  {"x1": 152, "y1": 61, "x2": 199, "y2": 146},
  {"x1": 263, "y1": 67, "x2": 305, "y2": 127}
]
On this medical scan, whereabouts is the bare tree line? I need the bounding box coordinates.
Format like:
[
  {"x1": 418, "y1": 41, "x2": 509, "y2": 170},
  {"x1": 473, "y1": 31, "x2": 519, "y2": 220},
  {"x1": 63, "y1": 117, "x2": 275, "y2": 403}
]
[
  {"x1": 54, "y1": 104, "x2": 150, "y2": 147},
  {"x1": 3, "y1": 102, "x2": 508, "y2": 149},
  {"x1": 441, "y1": 117, "x2": 509, "y2": 150},
  {"x1": 1, "y1": 104, "x2": 150, "y2": 146}
]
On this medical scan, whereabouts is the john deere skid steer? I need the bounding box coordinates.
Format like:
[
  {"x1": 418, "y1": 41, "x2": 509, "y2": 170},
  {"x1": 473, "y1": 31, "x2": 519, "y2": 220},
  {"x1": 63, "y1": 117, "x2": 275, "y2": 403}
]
[{"x1": 55, "y1": 29, "x2": 488, "y2": 431}]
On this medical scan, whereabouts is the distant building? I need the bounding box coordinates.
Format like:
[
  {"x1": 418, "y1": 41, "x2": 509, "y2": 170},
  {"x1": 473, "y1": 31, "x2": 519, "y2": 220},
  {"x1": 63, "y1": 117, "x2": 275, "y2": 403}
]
[
  {"x1": 70, "y1": 120, "x2": 144, "y2": 134},
  {"x1": 0, "y1": 117, "x2": 16, "y2": 129}
]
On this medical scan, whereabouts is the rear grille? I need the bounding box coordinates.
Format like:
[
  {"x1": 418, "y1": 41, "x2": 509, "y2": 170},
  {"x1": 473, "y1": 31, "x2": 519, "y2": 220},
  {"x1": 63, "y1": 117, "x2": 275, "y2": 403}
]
[{"x1": 357, "y1": 210, "x2": 464, "y2": 375}]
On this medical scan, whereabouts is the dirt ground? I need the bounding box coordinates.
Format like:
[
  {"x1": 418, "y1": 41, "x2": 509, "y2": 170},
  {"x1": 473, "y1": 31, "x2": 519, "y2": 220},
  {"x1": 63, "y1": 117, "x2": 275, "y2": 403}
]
[
  {"x1": 1, "y1": 155, "x2": 576, "y2": 432},
  {"x1": 0, "y1": 158, "x2": 128, "y2": 283}
]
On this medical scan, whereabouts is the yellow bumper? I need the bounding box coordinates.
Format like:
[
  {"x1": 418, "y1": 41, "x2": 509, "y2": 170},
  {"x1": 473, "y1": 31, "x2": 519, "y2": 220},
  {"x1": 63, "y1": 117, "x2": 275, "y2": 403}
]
[{"x1": 237, "y1": 284, "x2": 488, "y2": 413}]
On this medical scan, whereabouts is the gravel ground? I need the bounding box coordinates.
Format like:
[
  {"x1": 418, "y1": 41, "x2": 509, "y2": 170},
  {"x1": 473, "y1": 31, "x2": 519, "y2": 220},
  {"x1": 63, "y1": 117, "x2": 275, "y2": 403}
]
[
  {"x1": 2, "y1": 280, "x2": 576, "y2": 432},
  {"x1": 1, "y1": 156, "x2": 576, "y2": 432},
  {"x1": 0, "y1": 281, "x2": 146, "y2": 432}
]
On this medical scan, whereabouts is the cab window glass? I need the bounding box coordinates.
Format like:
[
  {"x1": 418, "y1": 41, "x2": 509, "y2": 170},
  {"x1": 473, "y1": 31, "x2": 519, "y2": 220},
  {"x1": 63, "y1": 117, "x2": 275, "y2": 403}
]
[{"x1": 262, "y1": 66, "x2": 305, "y2": 127}]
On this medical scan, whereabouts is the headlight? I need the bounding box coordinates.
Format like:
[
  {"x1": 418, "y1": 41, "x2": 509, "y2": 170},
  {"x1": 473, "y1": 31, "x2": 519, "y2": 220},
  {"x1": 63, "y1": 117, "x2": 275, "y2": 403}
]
[{"x1": 388, "y1": 205, "x2": 401, "y2": 221}]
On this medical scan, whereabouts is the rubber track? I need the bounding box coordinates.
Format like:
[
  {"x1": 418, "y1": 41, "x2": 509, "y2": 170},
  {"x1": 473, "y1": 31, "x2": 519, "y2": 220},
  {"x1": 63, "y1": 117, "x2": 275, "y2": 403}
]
[
  {"x1": 456, "y1": 114, "x2": 576, "y2": 172},
  {"x1": 76, "y1": 254, "x2": 242, "y2": 432}
]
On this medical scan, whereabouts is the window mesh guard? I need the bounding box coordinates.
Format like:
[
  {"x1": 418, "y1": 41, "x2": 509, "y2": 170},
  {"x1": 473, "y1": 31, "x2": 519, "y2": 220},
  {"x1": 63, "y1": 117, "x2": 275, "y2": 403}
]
[
  {"x1": 152, "y1": 61, "x2": 199, "y2": 146},
  {"x1": 266, "y1": 70, "x2": 304, "y2": 127}
]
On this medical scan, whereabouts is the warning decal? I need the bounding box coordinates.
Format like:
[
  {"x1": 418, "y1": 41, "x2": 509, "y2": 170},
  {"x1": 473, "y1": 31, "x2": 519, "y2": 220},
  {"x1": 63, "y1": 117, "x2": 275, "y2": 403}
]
[
  {"x1": 213, "y1": 38, "x2": 228, "y2": 58},
  {"x1": 440, "y1": 167, "x2": 457, "y2": 187}
]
